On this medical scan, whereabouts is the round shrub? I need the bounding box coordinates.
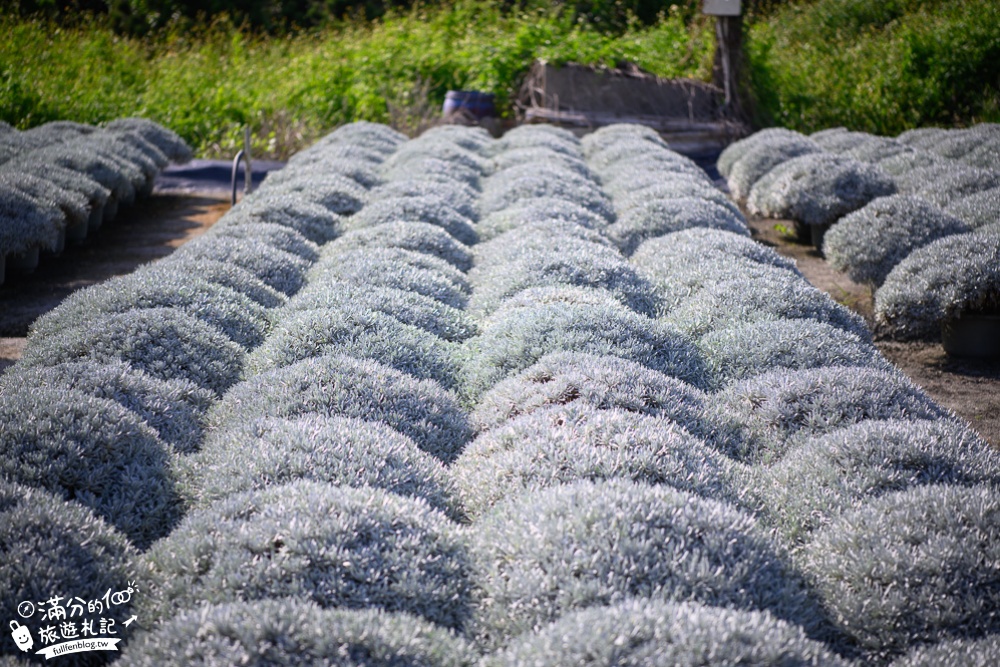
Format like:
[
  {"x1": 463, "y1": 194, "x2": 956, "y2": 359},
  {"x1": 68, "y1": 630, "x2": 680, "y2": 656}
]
[
  {"x1": 480, "y1": 285, "x2": 628, "y2": 316},
  {"x1": 369, "y1": 178, "x2": 479, "y2": 221},
  {"x1": 116, "y1": 600, "x2": 474, "y2": 667},
  {"x1": 717, "y1": 128, "x2": 807, "y2": 179},
  {"x1": 703, "y1": 366, "x2": 950, "y2": 465},
  {"x1": 0, "y1": 481, "x2": 136, "y2": 660},
  {"x1": 285, "y1": 142, "x2": 385, "y2": 169},
  {"x1": 28, "y1": 272, "x2": 271, "y2": 350},
  {"x1": 747, "y1": 153, "x2": 898, "y2": 227},
  {"x1": 0, "y1": 185, "x2": 63, "y2": 255},
  {"x1": 471, "y1": 350, "x2": 707, "y2": 434},
  {"x1": 491, "y1": 147, "x2": 595, "y2": 180},
  {"x1": 228, "y1": 190, "x2": 347, "y2": 243},
  {"x1": 877, "y1": 149, "x2": 948, "y2": 177},
  {"x1": 587, "y1": 140, "x2": 694, "y2": 173},
  {"x1": 644, "y1": 259, "x2": 792, "y2": 317},
  {"x1": 811, "y1": 130, "x2": 875, "y2": 154},
  {"x1": 326, "y1": 221, "x2": 473, "y2": 271},
  {"x1": 478, "y1": 172, "x2": 613, "y2": 221},
  {"x1": 136, "y1": 481, "x2": 473, "y2": 630},
  {"x1": 383, "y1": 156, "x2": 481, "y2": 190},
  {"x1": 18, "y1": 307, "x2": 245, "y2": 396},
  {"x1": 911, "y1": 165, "x2": 1000, "y2": 208},
  {"x1": 487, "y1": 598, "x2": 853, "y2": 667},
  {"x1": 453, "y1": 404, "x2": 743, "y2": 519},
  {"x1": 875, "y1": 226, "x2": 1000, "y2": 339},
  {"x1": 726, "y1": 136, "x2": 821, "y2": 202},
  {"x1": 208, "y1": 219, "x2": 319, "y2": 262},
  {"x1": 460, "y1": 300, "x2": 707, "y2": 404},
  {"x1": 945, "y1": 186, "x2": 1000, "y2": 229},
  {"x1": 843, "y1": 136, "x2": 914, "y2": 165},
  {"x1": 0, "y1": 387, "x2": 181, "y2": 548},
  {"x1": 475, "y1": 196, "x2": 610, "y2": 240},
  {"x1": 251, "y1": 172, "x2": 366, "y2": 218},
  {"x1": 601, "y1": 162, "x2": 711, "y2": 197},
  {"x1": 0, "y1": 171, "x2": 89, "y2": 227},
  {"x1": 607, "y1": 197, "x2": 750, "y2": 256},
  {"x1": 801, "y1": 483, "x2": 1000, "y2": 659},
  {"x1": 32, "y1": 142, "x2": 135, "y2": 202},
  {"x1": 178, "y1": 414, "x2": 460, "y2": 519},
  {"x1": 824, "y1": 195, "x2": 970, "y2": 287},
  {"x1": 283, "y1": 282, "x2": 477, "y2": 342},
  {"x1": 469, "y1": 479, "x2": 830, "y2": 649},
  {"x1": 344, "y1": 195, "x2": 477, "y2": 245},
  {"x1": 421, "y1": 123, "x2": 494, "y2": 151},
  {"x1": 631, "y1": 227, "x2": 800, "y2": 276},
  {"x1": 612, "y1": 177, "x2": 735, "y2": 217},
  {"x1": 962, "y1": 138, "x2": 1000, "y2": 169},
  {"x1": 7, "y1": 160, "x2": 110, "y2": 211},
  {"x1": 472, "y1": 219, "x2": 616, "y2": 269},
  {"x1": 243, "y1": 305, "x2": 460, "y2": 389},
  {"x1": 889, "y1": 635, "x2": 1000, "y2": 667},
  {"x1": 105, "y1": 117, "x2": 192, "y2": 162},
  {"x1": 582, "y1": 123, "x2": 669, "y2": 157},
  {"x1": 322, "y1": 120, "x2": 407, "y2": 147},
  {"x1": 172, "y1": 235, "x2": 310, "y2": 296},
  {"x1": 209, "y1": 354, "x2": 472, "y2": 462},
  {"x1": 698, "y1": 319, "x2": 891, "y2": 391},
  {"x1": 0, "y1": 359, "x2": 212, "y2": 454},
  {"x1": 137, "y1": 258, "x2": 286, "y2": 309},
  {"x1": 753, "y1": 419, "x2": 1000, "y2": 544},
  {"x1": 386, "y1": 140, "x2": 490, "y2": 176},
  {"x1": 493, "y1": 128, "x2": 580, "y2": 157}
]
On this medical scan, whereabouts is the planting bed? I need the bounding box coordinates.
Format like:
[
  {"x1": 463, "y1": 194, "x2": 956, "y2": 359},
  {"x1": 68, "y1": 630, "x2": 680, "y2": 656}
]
[{"x1": 1, "y1": 120, "x2": 998, "y2": 666}]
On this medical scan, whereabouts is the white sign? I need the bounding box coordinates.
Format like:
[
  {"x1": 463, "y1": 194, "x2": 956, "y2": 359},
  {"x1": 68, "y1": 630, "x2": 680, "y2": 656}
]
[{"x1": 703, "y1": 0, "x2": 741, "y2": 16}]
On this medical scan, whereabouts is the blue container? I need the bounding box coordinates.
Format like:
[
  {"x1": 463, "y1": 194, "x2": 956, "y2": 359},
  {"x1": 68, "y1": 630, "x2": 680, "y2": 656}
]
[{"x1": 443, "y1": 90, "x2": 497, "y2": 119}]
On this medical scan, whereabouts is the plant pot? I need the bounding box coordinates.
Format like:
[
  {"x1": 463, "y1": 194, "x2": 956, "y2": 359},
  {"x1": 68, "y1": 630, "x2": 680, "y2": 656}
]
[
  {"x1": 942, "y1": 312, "x2": 1000, "y2": 359},
  {"x1": 443, "y1": 90, "x2": 497, "y2": 120},
  {"x1": 810, "y1": 222, "x2": 833, "y2": 253},
  {"x1": 66, "y1": 218, "x2": 88, "y2": 244},
  {"x1": 7, "y1": 246, "x2": 40, "y2": 274}
]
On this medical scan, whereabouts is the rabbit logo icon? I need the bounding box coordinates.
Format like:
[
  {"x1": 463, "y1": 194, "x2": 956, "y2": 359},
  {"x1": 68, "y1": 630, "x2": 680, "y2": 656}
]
[{"x1": 10, "y1": 620, "x2": 33, "y2": 652}]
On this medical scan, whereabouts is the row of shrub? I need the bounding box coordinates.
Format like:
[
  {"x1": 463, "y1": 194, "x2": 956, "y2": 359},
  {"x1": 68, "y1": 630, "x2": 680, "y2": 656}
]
[{"x1": 0, "y1": 118, "x2": 192, "y2": 283}]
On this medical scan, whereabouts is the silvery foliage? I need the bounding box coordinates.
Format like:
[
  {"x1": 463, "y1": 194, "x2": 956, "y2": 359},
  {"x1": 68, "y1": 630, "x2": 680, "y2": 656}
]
[
  {"x1": 0, "y1": 359, "x2": 213, "y2": 454},
  {"x1": 28, "y1": 271, "x2": 271, "y2": 350},
  {"x1": 491, "y1": 147, "x2": 597, "y2": 181},
  {"x1": 225, "y1": 191, "x2": 346, "y2": 243},
  {"x1": 469, "y1": 479, "x2": 831, "y2": 650},
  {"x1": 875, "y1": 225, "x2": 1000, "y2": 339},
  {"x1": 703, "y1": 366, "x2": 949, "y2": 465},
  {"x1": 718, "y1": 128, "x2": 815, "y2": 181},
  {"x1": 961, "y1": 137, "x2": 1000, "y2": 169},
  {"x1": 945, "y1": 186, "x2": 1000, "y2": 229},
  {"x1": 601, "y1": 160, "x2": 711, "y2": 197},
  {"x1": 116, "y1": 600, "x2": 475, "y2": 667},
  {"x1": 208, "y1": 354, "x2": 472, "y2": 462},
  {"x1": 751, "y1": 419, "x2": 1000, "y2": 545},
  {"x1": 586, "y1": 137, "x2": 679, "y2": 169},
  {"x1": 581, "y1": 123, "x2": 669, "y2": 158},
  {"x1": 207, "y1": 219, "x2": 319, "y2": 262},
  {"x1": 325, "y1": 221, "x2": 473, "y2": 271},
  {"x1": 107, "y1": 129, "x2": 172, "y2": 173},
  {"x1": 890, "y1": 162, "x2": 966, "y2": 196},
  {"x1": 842, "y1": 135, "x2": 914, "y2": 164},
  {"x1": 491, "y1": 125, "x2": 580, "y2": 156},
  {"x1": 18, "y1": 120, "x2": 95, "y2": 146},
  {"x1": 0, "y1": 482, "x2": 136, "y2": 659},
  {"x1": 177, "y1": 414, "x2": 460, "y2": 520},
  {"x1": 747, "y1": 153, "x2": 897, "y2": 226},
  {"x1": 384, "y1": 138, "x2": 491, "y2": 177},
  {"x1": 874, "y1": 148, "x2": 948, "y2": 178},
  {"x1": 608, "y1": 197, "x2": 751, "y2": 257},
  {"x1": 612, "y1": 176, "x2": 735, "y2": 218},
  {"x1": 0, "y1": 387, "x2": 180, "y2": 548},
  {"x1": 661, "y1": 269, "x2": 871, "y2": 342},
  {"x1": 318, "y1": 120, "x2": 408, "y2": 149},
  {"x1": 647, "y1": 259, "x2": 794, "y2": 317},
  {"x1": 172, "y1": 235, "x2": 311, "y2": 296},
  {"x1": 486, "y1": 598, "x2": 853, "y2": 667},
  {"x1": 889, "y1": 635, "x2": 1000, "y2": 667},
  {"x1": 18, "y1": 307, "x2": 246, "y2": 395},
  {"x1": 811, "y1": 129, "x2": 877, "y2": 154},
  {"x1": 4, "y1": 159, "x2": 110, "y2": 210},
  {"x1": 824, "y1": 194, "x2": 969, "y2": 287},
  {"x1": 896, "y1": 127, "x2": 949, "y2": 147},
  {"x1": 136, "y1": 258, "x2": 287, "y2": 309},
  {"x1": 382, "y1": 156, "x2": 483, "y2": 190},
  {"x1": 136, "y1": 481, "x2": 473, "y2": 630},
  {"x1": 800, "y1": 484, "x2": 1000, "y2": 659},
  {"x1": 471, "y1": 350, "x2": 707, "y2": 435},
  {"x1": 0, "y1": 181, "x2": 63, "y2": 254},
  {"x1": 452, "y1": 404, "x2": 745, "y2": 520},
  {"x1": 698, "y1": 319, "x2": 892, "y2": 391},
  {"x1": 81, "y1": 132, "x2": 162, "y2": 192},
  {"x1": 345, "y1": 195, "x2": 478, "y2": 245},
  {"x1": 909, "y1": 165, "x2": 1000, "y2": 208},
  {"x1": 252, "y1": 172, "x2": 367, "y2": 217},
  {"x1": 0, "y1": 170, "x2": 89, "y2": 226},
  {"x1": 30, "y1": 141, "x2": 136, "y2": 200},
  {"x1": 473, "y1": 219, "x2": 616, "y2": 269},
  {"x1": 728, "y1": 137, "x2": 823, "y2": 203},
  {"x1": 310, "y1": 247, "x2": 471, "y2": 309},
  {"x1": 105, "y1": 117, "x2": 193, "y2": 162},
  {"x1": 285, "y1": 142, "x2": 386, "y2": 169},
  {"x1": 421, "y1": 123, "x2": 495, "y2": 152},
  {"x1": 369, "y1": 178, "x2": 479, "y2": 221},
  {"x1": 282, "y1": 151, "x2": 385, "y2": 187},
  {"x1": 460, "y1": 299, "x2": 707, "y2": 404},
  {"x1": 478, "y1": 166, "x2": 614, "y2": 221},
  {"x1": 475, "y1": 197, "x2": 610, "y2": 240},
  {"x1": 924, "y1": 124, "x2": 1000, "y2": 160},
  {"x1": 244, "y1": 305, "x2": 461, "y2": 389}
]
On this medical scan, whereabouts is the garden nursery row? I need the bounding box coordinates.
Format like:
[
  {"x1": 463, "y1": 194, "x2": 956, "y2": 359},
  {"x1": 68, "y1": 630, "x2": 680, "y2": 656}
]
[
  {"x1": 0, "y1": 118, "x2": 193, "y2": 284},
  {"x1": 1, "y1": 119, "x2": 999, "y2": 667},
  {"x1": 718, "y1": 123, "x2": 1000, "y2": 341}
]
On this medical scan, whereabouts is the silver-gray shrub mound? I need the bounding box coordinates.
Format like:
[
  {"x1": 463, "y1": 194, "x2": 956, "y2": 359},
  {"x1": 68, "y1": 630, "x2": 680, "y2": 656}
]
[
  {"x1": 369, "y1": 178, "x2": 479, "y2": 221},
  {"x1": 321, "y1": 120, "x2": 407, "y2": 148},
  {"x1": 587, "y1": 138, "x2": 687, "y2": 170},
  {"x1": 486, "y1": 599, "x2": 853, "y2": 667},
  {"x1": 753, "y1": 419, "x2": 1000, "y2": 544},
  {"x1": 632, "y1": 227, "x2": 799, "y2": 275},
  {"x1": 704, "y1": 366, "x2": 949, "y2": 465},
  {"x1": 910, "y1": 165, "x2": 1000, "y2": 208},
  {"x1": 945, "y1": 186, "x2": 1000, "y2": 229},
  {"x1": 243, "y1": 305, "x2": 460, "y2": 389},
  {"x1": 811, "y1": 129, "x2": 876, "y2": 154},
  {"x1": 28, "y1": 272, "x2": 271, "y2": 350},
  {"x1": 116, "y1": 600, "x2": 475, "y2": 667},
  {"x1": 18, "y1": 307, "x2": 246, "y2": 396},
  {"x1": 421, "y1": 123, "x2": 494, "y2": 152},
  {"x1": 386, "y1": 138, "x2": 491, "y2": 175},
  {"x1": 493, "y1": 126, "x2": 580, "y2": 155},
  {"x1": 800, "y1": 483, "x2": 1000, "y2": 659},
  {"x1": 889, "y1": 635, "x2": 1000, "y2": 667},
  {"x1": 478, "y1": 172, "x2": 613, "y2": 221},
  {"x1": 136, "y1": 481, "x2": 473, "y2": 630},
  {"x1": 105, "y1": 117, "x2": 193, "y2": 162},
  {"x1": 698, "y1": 319, "x2": 891, "y2": 391},
  {"x1": 726, "y1": 136, "x2": 822, "y2": 202},
  {"x1": 475, "y1": 197, "x2": 609, "y2": 241},
  {"x1": 283, "y1": 282, "x2": 477, "y2": 342},
  {"x1": 0, "y1": 360, "x2": 212, "y2": 454},
  {"x1": 382, "y1": 156, "x2": 482, "y2": 190},
  {"x1": 250, "y1": 172, "x2": 367, "y2": 217},
  {"x1": 31, "y1": 141, "x2": 136, "y2": 205},
  {"x1": 344, "y1": 195, "x2": 478, "y2": 245},
  {"x1": 661, "y1": 270, "x2": 871, "y2": 342},
  {"x1": 491, "y1": 147, "x2": 595, "y2": 181},
  {"x1": 0, "y1": 481, "x2": 136, "y2": 661},
  {"x1": 0, "y1": 387, "x2": 180, "y2": 548},
  {"x1": 842, "y1": 135, "x2": 914, "y2": 165},
  {"x1": 469, "y1": 479, "x2": 830, "y2": 649},
  {"x1": 326, "y1": 221, "x2": 473, "y2": 271},
  {"x1": 867, "y1": 147, "x2": 946, "y2": 177},
  {"x1": 136, "y1": 258, "x2": 286, "y2": 309},
  {"x1": 581, "y1": 123, "x2": 669, "y2": 157},
  {"x1": 208, "y1": 355, "x2": 472, "y2": 462},
  {"x1": 4, "y1": 159, "x2": 110, "y2": 213},
  {"x1": 0, "y1": 185, "x2": 63, "y2": 255},
  {"x1": 607, "y1": 197, "x2": 750, "y2": 257},
  {"x1": 285, "y1": 142, "x2": 385, "y2": 170},
  {"x1": 177, "y1": 414, "x2": 460, "y2": 519},
  {"x1": 747, "y1": 153, "x2": 897, "y2": 227},
  {"x1": 717, "y1": 128, "x2": 807, "y2": 179},
  {"x1": 875, "y1": 225, "x2": 1000, "y2": 339},
  {"x1": 459, "y1": 300, "x2": 707, "y2": 404},
  {"x1": 596, "y1": 153, "x2": 708, "y2": 190},
  {"x1": 225, "y1": 191, "x2": 346, "y2": 243},
  {"x1": 0, "y1": 171, "x2": 90, "y2": 228},
  {"x1": 171, "y1": 235, "x2": 310, "y2": 296},
  {"x1": 472, "y1": 220, "x2": 616, "y2": 270},
  {"x1": 471, "y1": 351, "x2": 707, "y2": 435},
  {"x1": 452, "y1": 404, "x2": 743, "y2": 519},
  {"x1": 310, "y1": 247, "x2": 471, "y2": 309},
  {"x1": 824, "y1": 195, "x2": 969, "y2": 287},
  {"x1": 208, "y1": 219, "x2": 320, "y2": 262},
  {"x1": 612, "y1": 176, "x2": 735, "y2": 217}
]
